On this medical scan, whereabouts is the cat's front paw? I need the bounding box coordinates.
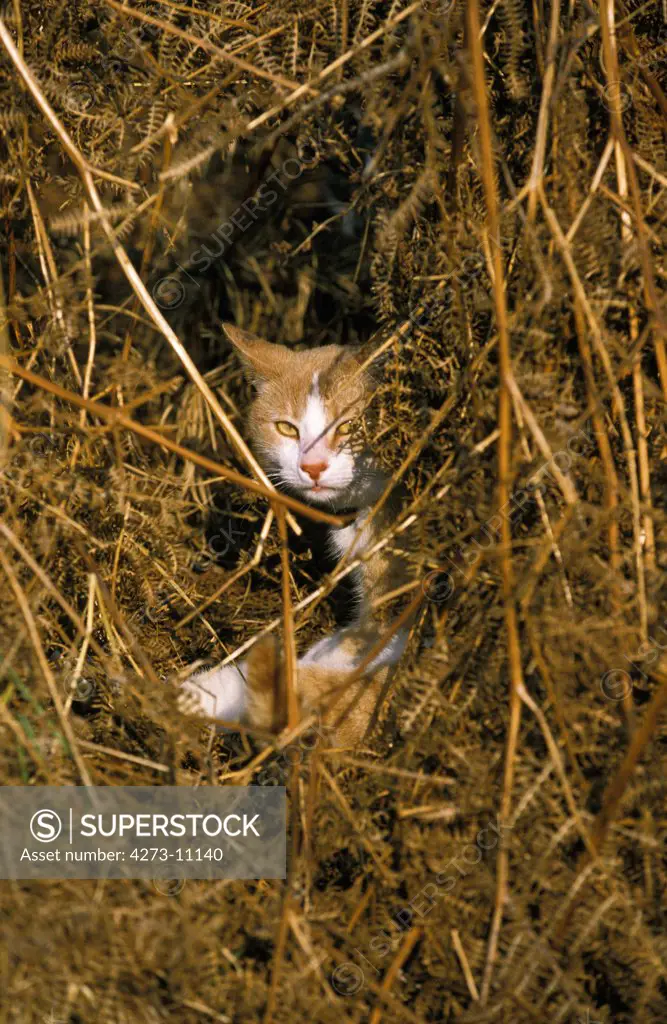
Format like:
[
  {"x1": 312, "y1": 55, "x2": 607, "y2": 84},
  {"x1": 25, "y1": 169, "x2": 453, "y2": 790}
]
[
  {"x1": 178, "y1": 675, "x2": 214, "y2": 718},
  {"x1": 178, "y1": 661, "x2": 248, "y2": 726}
]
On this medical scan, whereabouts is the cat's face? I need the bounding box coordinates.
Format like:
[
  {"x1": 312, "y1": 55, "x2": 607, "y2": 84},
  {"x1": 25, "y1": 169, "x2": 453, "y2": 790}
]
[{"x1": 224, "y1": 325, "x2": 376, "y2": 510}]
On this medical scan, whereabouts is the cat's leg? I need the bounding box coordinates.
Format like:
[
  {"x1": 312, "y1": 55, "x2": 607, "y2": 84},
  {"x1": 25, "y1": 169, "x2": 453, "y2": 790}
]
[
  {"x1": 290, "y1": 624, "x2": 407, "y2": 745},
  {"x1": 299, "y1": 625, "x2": 408, "y2": 673},
  {"x1": 299, "y1": 631, "x2": 358, "y2": 672},
  {"x1": 179, "y1": 659, "x2": 248, "y2": 726},
  {"x1": 242, "y1": 636, "x2": 387, "y2": 746},
  {"x1": 179, "y1": 625, "x2": 408, "y2": 731}
]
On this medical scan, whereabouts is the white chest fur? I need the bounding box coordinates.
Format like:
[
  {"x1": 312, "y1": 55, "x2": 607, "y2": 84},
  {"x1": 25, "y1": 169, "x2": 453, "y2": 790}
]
[{"x1": 329, "y1": 513, "x2": 372, "y2": 561}]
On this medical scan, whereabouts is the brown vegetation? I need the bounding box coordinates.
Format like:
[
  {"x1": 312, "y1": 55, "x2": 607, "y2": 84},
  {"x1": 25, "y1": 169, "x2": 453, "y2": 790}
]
[{"x1": 0, "y1": 1, "x2": 666, "y2": 1021}]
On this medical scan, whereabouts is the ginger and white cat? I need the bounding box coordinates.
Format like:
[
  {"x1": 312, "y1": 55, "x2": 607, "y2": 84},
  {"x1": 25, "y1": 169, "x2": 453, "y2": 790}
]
[{"x1": 180, "y1": 324, "x2": 411, "y2": 745}]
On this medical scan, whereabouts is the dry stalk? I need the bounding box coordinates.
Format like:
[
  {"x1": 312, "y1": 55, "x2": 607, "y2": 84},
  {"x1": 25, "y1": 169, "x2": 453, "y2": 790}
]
[
  {"x1": 466, "y1": 0, "x2": 524, "y2": 1003},
  {"x1": 0, "y1": 548, "x2": 94, "y2": 788}
]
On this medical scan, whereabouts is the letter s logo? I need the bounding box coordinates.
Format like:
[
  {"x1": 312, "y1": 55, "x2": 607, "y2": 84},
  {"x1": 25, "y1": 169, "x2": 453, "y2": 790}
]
[{"x1": 30, "y1": 809, "x2": 63, "y2": 842}]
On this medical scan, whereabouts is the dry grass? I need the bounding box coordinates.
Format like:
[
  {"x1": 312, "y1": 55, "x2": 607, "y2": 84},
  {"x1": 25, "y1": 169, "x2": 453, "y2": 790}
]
[{"x1": 0, "y1": 1, "x2": 666, "y2": 1021}]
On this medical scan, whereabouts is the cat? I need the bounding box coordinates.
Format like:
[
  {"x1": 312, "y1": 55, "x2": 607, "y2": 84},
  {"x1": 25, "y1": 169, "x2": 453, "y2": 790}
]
[{"x1": 179, "y1": 324, "x2": 412, "y2": 745}]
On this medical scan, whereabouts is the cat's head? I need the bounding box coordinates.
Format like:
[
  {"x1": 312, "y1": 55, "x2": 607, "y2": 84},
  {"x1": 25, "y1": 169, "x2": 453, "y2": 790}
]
[{"x1": 224, "y1": 324, "x2": 380, "y2": 510}]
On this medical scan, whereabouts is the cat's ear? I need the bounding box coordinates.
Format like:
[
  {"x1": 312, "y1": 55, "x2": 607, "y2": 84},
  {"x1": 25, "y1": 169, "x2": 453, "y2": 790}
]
[
  {"x1": 348, "y1": 335, "x2": 391, "y2": 387},
  {"x1": 223, "y1": 323, "x2": 292, "y2": 389}
]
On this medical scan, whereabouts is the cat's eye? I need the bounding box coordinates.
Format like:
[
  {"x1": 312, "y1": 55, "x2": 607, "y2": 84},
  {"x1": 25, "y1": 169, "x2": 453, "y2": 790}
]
[
  {"x1": 335, "y1": 420, "x2": 354, "y2": 438},
  {"x1": 275, "y1": 420, "x2": 300, "y2": 439}
]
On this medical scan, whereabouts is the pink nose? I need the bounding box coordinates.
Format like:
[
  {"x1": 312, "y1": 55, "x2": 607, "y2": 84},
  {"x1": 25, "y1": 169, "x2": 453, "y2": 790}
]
[{"x1": 300, "y1": 460, "x2": 328, "y2": 482}]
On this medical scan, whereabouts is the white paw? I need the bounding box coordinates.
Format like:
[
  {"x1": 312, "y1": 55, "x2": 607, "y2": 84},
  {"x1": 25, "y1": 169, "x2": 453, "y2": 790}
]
[{"x1": 178, "y1": 661, "x2": 248, "y2": 726}]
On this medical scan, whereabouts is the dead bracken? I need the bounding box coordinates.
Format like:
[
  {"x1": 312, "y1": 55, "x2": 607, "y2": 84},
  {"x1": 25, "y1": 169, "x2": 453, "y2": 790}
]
[{"x1": 0, "y1": 1, "x2": 666, "y2": 1022}]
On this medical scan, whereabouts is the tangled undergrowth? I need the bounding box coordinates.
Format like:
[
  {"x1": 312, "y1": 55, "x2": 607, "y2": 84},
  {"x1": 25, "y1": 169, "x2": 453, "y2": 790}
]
[{"x1": 1, "y1": 1, "x2": 666, "y2": 1021}]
